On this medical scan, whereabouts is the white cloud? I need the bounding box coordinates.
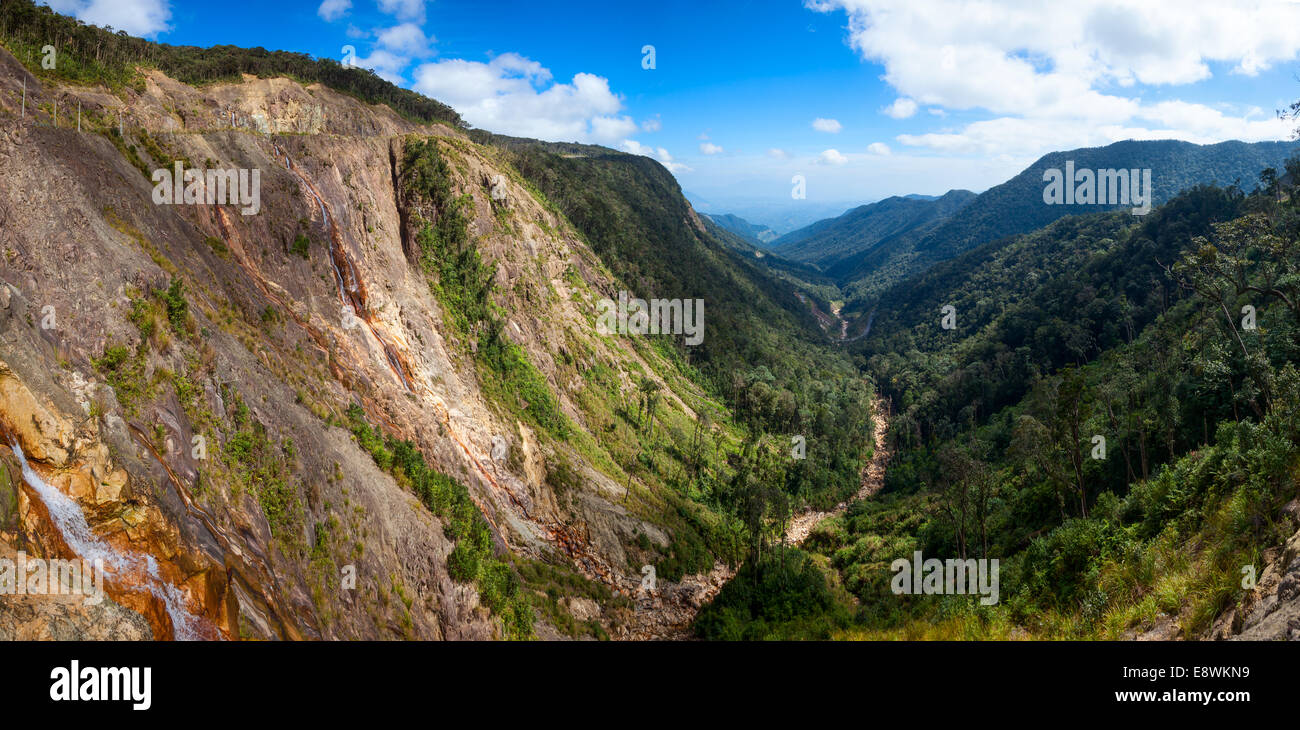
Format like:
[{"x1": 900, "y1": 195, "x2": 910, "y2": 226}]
[
  {"x1": 808, "y1": 0, "x2": 1300, "y2": 156},
  {"x1": 896, "y1": 107, "x2": 1291, "y2": 158},
  {"x1": 623, "y1": 140, "x2": 692, "y2": 173},
  {"x1": 48, "y1": 0, "x2": 170, "y2": 36},
  {"x1": 641, "y1": 117, "x2": 662, "y2": 132},
  {"x1": 317, "y1": 0, "x2": 351, "y2": 22},
  {"x1": 812, "y1": 117, "x2": 843, "y2": 133},
  {"x1": 817, "y1": 149, "x2": 848, "y2": 165},
  {"x1": 352, "y1": 49, "x2": 410, "y2": 84},
  {"x1": 591, "y1": 116, "x2": 639, "y2": 140},
  {"x1": 867, "y1": 142, "x2": 891, "y2": 155},
  {"x1": 882, "y1": 98, "x2": 918, "y2": 119},
  {"x1": 377, "y1": 0, "x2": 426, "y2": 24},
  {"x1": 700, "y1": 142, "x2": 724, "y2": 155},
  {"x1": 375, "y1": 23, "x2": 434, "y2": 57},
  {"x1": 767, "y1": 148, "x2": 790, "y2": 159},
  {"x1": 412, "y1": 53, "x2": 636, "y2": 143}
]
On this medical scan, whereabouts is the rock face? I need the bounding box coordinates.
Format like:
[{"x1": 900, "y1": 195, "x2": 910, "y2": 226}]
[
  {"x1": 1211, "y1": 504, "x2": 1300, "y2": 641},
  {"x1": 0, "y1": 46, "x2": 716, "y2": 640}
]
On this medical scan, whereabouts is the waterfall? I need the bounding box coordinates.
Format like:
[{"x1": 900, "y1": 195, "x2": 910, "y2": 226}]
[
  {"x1": 277, "y1": 146, "x2": 412, "y2": 392},
  {"x1": 9, "y1": 441, "x2": 210, "y2": 640}
]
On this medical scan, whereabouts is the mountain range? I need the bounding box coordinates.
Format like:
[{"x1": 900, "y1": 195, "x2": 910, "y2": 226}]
[{"x1": 3, "y1": 0, "x2": 1300, "y2": 645}]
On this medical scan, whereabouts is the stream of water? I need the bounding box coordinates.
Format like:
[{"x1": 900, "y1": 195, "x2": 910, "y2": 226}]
[{"x1": 9, "y1": 441, "x2": 209, "y2": 640}]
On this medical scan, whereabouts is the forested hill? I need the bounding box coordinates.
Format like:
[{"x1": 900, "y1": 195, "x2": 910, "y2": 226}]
[
  {"x1": 796, "y1": 156, "x2": 1300, "y2": 639},
  {"x1": 834, "y1": 139, "x2": 1300, "y2": 310},
  {"x1": 0, "y1": 0, "x2": 463, "y2": 127},
  {"x1": 773, "y1": 189, "x2": 975, "y2": 268},
  {"x1": 702, "y1": 213, "x2": 779, "y2": 248},
  {"x1": 474, "y1": 129, "x2": 876, "y2": 509}
]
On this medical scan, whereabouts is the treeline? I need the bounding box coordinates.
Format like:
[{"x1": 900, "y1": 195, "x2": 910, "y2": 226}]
[
  {"x1": 483, "y1": 133, "x2": 875, "y2": 512},
  {"x1": 808, "y1": 154, "x2": 1300, "y2": 638},
  {"x1": 834, "y1": 139, "x2": 1300, "y2": 310},
  {"x1": 0, "y1": 0, "x2": 463, "y2": 127}
]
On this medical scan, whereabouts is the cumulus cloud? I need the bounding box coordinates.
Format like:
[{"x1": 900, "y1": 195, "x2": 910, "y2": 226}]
[
  {"x1": 882, "y1": 98, "x2": 918, "y2": 119},
  {"x1": 351, "y1": 49, "x2": 410, "y2": 84},
  {"x1": 412, "y1": 54, "x2": 638, "y2": 143},
  {"x1": 867, "y1": 142, "x2": 891, "y2": 155},
  {"x1": 47, "y1": 0, "x2": 170, "y2": 36},
  {"x1": 377, "y1": 0, "x2": 427, "y2": 24},
  {"x1": 623, "y1": 140, "x2": 692, "y2": 173},
  {"x1": 317, "y1": 0, "x2": 350, "y2": 22},
  {"x1": 817, "y1": 149, "x2": 848, "y2": 165},
  {"x1": 375, "y1": 22, "x2": 434, "y2": 57},
  {"x1": 812, "y1": 117, "x2": 843, "y2": 133},
  {"x1": 700, "y1": 142, "x2": 724, "y2": 155},
  {"x1": 807, "y1": 0, "x2": 1300, "y2": 156}
]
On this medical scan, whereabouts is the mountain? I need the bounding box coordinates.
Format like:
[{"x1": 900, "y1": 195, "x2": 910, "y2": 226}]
[
  {"x1": 0, "y1": 0, "x2": 873, "y2": 642},
  {"x1": 6, "y1": 0, "x2": 1300, "y2": 648},
  {"x1": 772, "y1": 189, "x2": 976, "y2": 269},
  {"x1": 701, "y1": 212, "x2": 779, "y2": 247},
  {"x1": 814, "y1": 176, "x2": 1300, "y2": 640},
  {"x1": 686, "y1": 195, "x2": 859, "y2": 234},
  {"x1": 833, "y1": 139, "x2": 1300, "y2": 308}
]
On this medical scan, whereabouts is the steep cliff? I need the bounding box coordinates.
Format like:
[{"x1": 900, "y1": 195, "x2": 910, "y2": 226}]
[{"x1": 0, "y1": 46, "x2": 766, "y2": 640}]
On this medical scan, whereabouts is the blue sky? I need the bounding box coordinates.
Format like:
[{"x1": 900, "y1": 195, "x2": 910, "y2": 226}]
[{"x1": 45, "y1": 0, "x2": 1300, "y2": 225}]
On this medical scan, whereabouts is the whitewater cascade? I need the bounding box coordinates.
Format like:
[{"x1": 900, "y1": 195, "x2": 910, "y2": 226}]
[{"x1": 9, "y1": 440, "x2": 211, "y2": 640}]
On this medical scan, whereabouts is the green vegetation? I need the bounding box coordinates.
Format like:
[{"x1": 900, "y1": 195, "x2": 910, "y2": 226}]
[
  {"x1": 93, "y1": 342, "x2": 148, "y2": 415},
  {"x1": 401, "y1": 137, "x2": 568, "y2": 437},
  {"x1": 93, "y1": 278, "x2": 191, "y2": 414},
  {"x1": 797, "y1": 156, "x2": 1300, "y2": 639},
  {"x1": 290, "y1": 233, "x2": 311, "y2": 259},
  {"x1": 830, "y1": 139, "x2": 1300, "y2": 311},
  {"x1": 223, "y1": 400, "x2": 303, "y2": 540},
  {"x1": 345, "y1": 405, "x2": 534, "y2": 639},
  {"x1": 515, "y1": 558, "x2": 627, "y2": 640},
  {"x1": 694, "y1": 549, "x2": 855, "y2": 640},
  {"x1": 481, "y1": 132, "x2": 873, "y2": 511},
  {"x1": 774, "y1": 190, "x2": 976, "y2": 270},
  {"x1": 0, "y1": 0, "x2": 462, "y2": 126}
]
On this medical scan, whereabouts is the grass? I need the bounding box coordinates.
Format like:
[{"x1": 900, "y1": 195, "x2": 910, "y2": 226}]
[{"x1": 345, "y1": 405, "x2": 534, "y2": 639}]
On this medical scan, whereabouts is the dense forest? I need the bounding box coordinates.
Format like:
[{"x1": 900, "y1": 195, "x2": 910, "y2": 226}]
[
  {"x1": 815, "y1": 139, "x2": 1300, "y2": 312},
  {"x1": 461, "y1": 132, "x2": 884, "y2": 608},
  {"x1": 6, "y1": 0, "x2": 1298, "y2": 643},
  {"x1": 773, "y1": 189, "x2": 976, "y2": 269},
  {"x1": 773, "y1": 151, "x2": 1300, "y2": 639}
]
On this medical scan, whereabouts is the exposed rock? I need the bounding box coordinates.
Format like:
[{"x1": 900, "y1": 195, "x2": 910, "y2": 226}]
[
  {"x1": 1212, "y1": 526, "x2": 1300, "y2": 641},
  {"x1": 0, "y1": 43, "x2": 746, "y2": 642}
]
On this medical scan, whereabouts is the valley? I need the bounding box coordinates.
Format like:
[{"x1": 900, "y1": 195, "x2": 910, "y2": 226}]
[{"x1": 2, "y1": 0, "x2": 1300, "y2": 646}]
